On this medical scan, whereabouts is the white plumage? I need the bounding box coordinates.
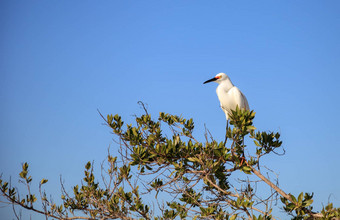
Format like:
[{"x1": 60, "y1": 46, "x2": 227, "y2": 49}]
[{"x1": 204, "y1": 73, "x2": 249, "y2": 120}]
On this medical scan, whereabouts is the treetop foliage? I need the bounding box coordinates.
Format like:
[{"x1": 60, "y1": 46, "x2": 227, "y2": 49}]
[{"x1": 1, "y1": 103, "x2": 339, "y2": 219}]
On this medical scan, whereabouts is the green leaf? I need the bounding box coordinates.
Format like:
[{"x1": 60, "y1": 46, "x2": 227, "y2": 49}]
[
  {"x1": 85, "y1": 161, "x2": 91, "y2": 170},
  {"x1": 298, "y1": 192, "x2": 303, "y2": 204},
  {"x1": 22, "y1": 162, "x2": 29, "y2": 171},
  {"x1": 242, "y1": 166, "x2": 252, "y2": 174},
  {"x1": 40, "y1": 179, "x2": 48, "y2": 185},
  {"x1": 304, "y1": 199, "x2": 313, "y2": 207},
  {"x1": 290, "y1": 194, "x2": 297, "y2": 203},
  {"x1": 286, "y1": 203, "x2": 295, "y2": 210},
  {"x1": 247, "y1": 125, "x2": 256, "y2": 131},
  {"x1": 188, "y1": 157, "x2": 199, "y2": 163},
  {"x1": 230, "y1": 214, "x2": 237, "y2": 220}
]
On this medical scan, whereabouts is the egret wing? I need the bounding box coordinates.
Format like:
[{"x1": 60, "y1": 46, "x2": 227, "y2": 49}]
[{"x1": 228, "y1": 87, "x2": 249, "y2": 110}]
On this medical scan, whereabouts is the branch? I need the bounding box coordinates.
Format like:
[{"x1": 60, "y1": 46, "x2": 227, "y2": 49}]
[
  {"x1": 203, "y1": 174, "x2": 273, "y2": 219},
  {"x1": 0, "y1": 189, "x2": 93, "y2": 220},
  {"x1": 250, "y1": 166, "x2": 323, "y2": 219}
]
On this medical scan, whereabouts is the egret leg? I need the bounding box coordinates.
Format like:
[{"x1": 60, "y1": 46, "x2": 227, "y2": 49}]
[{"x1": 223, "y1": 120, "x2": 229, "y2": 146}]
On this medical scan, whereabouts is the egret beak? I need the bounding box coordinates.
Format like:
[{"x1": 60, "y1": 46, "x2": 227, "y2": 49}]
[{"x1": 203, "y1": 77, "x2": 217, "y2": 84}]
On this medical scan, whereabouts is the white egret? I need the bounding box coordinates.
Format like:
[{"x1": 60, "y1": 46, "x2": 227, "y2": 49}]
[
  {"x1": 204, "y1": 73, "x2": 249, "y2": 144},
  {"x1": 204, "y1": 72, "x2": 249, "y2": 119}
]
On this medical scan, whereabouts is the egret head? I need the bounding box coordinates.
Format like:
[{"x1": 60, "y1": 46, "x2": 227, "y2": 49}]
[{"x1": 203, "y1": 73, "x2": 229, "y2": 84}]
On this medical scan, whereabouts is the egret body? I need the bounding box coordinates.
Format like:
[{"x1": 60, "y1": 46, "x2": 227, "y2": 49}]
[{"x1": 203, "y1": 73, "x2": 249, "y2": 120}]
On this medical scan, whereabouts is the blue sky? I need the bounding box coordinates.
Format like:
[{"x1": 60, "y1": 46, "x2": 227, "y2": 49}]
[{"x1": 1, "y1": 0, "x2": 339, "y2": 219}]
